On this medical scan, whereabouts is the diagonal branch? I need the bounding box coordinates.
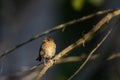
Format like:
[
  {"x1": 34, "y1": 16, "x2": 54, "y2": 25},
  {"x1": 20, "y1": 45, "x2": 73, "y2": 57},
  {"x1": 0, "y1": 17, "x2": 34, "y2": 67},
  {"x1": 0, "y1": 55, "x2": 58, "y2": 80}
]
[
  {"x1": 0, "y1": 9, "x2": 113, "y2": 59},
  {"x1": 35, "y1": 9, "x2": 120, "y2": 80},
  {"x1": 67, "y1": 30, "x2": 112, "y2": 80}
]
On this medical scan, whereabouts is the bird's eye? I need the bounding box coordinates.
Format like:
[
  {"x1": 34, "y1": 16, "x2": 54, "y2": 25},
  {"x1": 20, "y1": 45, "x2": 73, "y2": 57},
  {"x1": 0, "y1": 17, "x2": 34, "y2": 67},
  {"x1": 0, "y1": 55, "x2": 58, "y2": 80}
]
[{"x1": 48, "y1": 39, "x2": 50, "y2": 41}]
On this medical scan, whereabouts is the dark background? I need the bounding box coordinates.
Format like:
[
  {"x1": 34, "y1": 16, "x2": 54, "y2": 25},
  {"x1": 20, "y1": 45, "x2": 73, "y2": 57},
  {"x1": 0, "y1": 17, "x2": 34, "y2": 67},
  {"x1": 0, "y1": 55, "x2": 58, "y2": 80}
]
[{"x1": 0, "y1": 0, "x2": 120, "y2": 80}]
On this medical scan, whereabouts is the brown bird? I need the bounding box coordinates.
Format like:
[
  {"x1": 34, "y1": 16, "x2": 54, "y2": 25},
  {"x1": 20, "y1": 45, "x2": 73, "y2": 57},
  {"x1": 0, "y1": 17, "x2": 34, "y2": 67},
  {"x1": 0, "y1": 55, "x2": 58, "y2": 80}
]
[{"x1": 36, "y1": 37, "x2": 56, "y2": 64}]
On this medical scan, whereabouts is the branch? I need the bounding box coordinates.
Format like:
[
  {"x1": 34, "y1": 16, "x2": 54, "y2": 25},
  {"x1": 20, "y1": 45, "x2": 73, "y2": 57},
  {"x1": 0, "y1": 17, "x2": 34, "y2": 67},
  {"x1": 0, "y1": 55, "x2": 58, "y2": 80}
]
[
  {"x1": 57, "y1": 53, "x2": 120, "y2": 63},
  {"x1": 0, "y1": 9, "x2": 113, "y2": 59},
  {"x1": 35, "y1": 9, "x2": 120, "y2": 80},
  {"x1": 67, "y1": 30, "x2": 111, "y2": 80}
]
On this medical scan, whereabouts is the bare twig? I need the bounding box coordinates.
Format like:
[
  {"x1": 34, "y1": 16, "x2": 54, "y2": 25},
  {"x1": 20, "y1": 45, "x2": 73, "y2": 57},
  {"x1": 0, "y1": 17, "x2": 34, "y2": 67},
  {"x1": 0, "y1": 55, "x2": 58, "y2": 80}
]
[
  {"x1": 67, "y1": 30, "x2": 111, "y2": 80},
  {"x1": 0, "y1": 9, "x2": 113, "y2": 59},
  {"x1": 58, "y1": 53, "x2": 120, "y2": 63},
  {"x1": 35, "y1": 9, "x2": 120, "y2": 80}
]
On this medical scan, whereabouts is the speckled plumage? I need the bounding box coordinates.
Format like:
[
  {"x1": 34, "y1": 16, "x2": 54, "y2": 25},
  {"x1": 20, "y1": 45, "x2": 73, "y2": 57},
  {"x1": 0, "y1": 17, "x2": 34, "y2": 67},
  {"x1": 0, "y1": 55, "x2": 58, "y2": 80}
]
[{"x1": 36, "y1": 37, "x2": 56, "y2": 62}]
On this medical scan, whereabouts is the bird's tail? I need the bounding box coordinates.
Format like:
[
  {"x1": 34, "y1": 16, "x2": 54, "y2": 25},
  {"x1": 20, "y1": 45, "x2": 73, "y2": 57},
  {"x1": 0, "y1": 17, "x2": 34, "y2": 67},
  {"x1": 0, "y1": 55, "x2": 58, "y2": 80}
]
[{"x1": 36, "y1": 56, "x2": 42, "y2": 61}]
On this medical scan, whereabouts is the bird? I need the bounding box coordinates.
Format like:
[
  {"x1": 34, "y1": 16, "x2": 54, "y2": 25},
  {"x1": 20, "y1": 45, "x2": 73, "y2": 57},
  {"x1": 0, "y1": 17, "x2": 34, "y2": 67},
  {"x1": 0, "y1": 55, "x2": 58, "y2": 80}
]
[{"x1": 36, "y1": 37, "x2": 56, "y2": 64}]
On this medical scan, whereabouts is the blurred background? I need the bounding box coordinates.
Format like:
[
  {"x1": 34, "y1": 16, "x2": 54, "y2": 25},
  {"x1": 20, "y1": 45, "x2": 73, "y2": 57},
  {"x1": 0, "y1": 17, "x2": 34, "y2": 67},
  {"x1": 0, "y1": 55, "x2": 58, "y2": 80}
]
[{"x1": 0, "y1": 0, "x2": 120, "y2": 80}]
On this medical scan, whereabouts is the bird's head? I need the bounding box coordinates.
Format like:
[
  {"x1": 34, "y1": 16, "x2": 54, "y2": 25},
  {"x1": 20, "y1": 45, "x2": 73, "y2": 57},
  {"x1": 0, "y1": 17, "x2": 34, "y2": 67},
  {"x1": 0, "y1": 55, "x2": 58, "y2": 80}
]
[{"x1": 44, "y1": 37, "x2": 54, "y2": 42}]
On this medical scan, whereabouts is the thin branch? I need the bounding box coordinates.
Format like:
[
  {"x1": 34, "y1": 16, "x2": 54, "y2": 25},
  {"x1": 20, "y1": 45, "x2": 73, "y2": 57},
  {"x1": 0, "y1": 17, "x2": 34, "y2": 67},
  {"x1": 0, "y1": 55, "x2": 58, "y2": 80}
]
[
  {"x1": 57, "y1": 54, "x2": 98, "y2": 64},
  {"x1": 35, "y1": 9, "x2": 120, "y2": 80},
  {"x1": 0, "y1": 9, "x2": 113, "y2": 59},
  {"x1": 67, "y1": 30, "x2": 112, "y2": 80},
  {"x1": 58, "y1": 53, "x2": 120, "y2": 63}
]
